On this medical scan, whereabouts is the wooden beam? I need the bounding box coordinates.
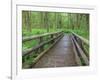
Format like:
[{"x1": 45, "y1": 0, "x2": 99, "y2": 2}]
[{"x1": 23, "y1": 31, "x2": 63, "y2": 42}]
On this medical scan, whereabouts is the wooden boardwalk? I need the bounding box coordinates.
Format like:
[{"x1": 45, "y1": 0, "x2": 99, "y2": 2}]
[{"x1": 33, "y1": 34, "x2": 77, "y2": 68}]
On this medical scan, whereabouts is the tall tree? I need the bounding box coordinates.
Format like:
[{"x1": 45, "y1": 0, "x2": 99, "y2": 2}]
[{"x1": 44, "y1": 12, "x2": 49, "y2": 32}]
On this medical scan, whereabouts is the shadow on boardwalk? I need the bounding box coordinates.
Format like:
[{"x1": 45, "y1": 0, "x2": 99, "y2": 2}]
[{"x1": 33, "y1": 34, "x2": 77, "y2": 68}]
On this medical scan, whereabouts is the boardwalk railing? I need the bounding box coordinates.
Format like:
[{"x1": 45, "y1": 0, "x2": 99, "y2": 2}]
[
  {"x1": 22, "y1": 31, "x2": 64, "y2": 68},
  {"x1": 71, "y1": 32, "x2": 89, "y2": 66}
]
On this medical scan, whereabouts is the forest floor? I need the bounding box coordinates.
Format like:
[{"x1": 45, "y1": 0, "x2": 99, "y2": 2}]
[{"x1": 32, "y1": 34, "x2": 77, "y2": 68}]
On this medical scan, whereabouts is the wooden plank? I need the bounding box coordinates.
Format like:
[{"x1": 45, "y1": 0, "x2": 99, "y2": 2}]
[
  {"x1": 30, "y1": 35, "x2": 64, "y2": 67},
  {"x1": 33, "y1": 34, "x2": 77, "y2": 68}
]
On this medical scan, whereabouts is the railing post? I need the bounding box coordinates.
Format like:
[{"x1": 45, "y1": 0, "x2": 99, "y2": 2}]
[
  {"x1": 39, "y1": 37, "x2": 44, "y2": 53},
  {"x1": 51, "y1": 34, "x2": 54, "y2": 44},
  {"x1": 73, "y1": 34, "x2": 83, "y2": 49},
  {"x1": 77, "y1": 38, "x2": 83, "y2": 48}
]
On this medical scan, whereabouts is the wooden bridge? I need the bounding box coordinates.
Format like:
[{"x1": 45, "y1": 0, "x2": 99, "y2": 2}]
[{"x1": 22, "y1": 31, "x2": 89, "y2": 69}]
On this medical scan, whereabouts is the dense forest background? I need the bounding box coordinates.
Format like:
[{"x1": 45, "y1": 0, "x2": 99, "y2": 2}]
[
  {"x1": 22, "y1": 11, "x2": 89, "y2": 39},
  {"x1": 22, "y1": 11, "x2": 89, "y2": 51}
]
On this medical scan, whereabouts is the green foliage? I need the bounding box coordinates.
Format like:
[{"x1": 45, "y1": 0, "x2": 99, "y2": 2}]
[
  {"x1": 22, "y1": 40, "x2": 38, "y2": 50},
  {"x1": 22, "y1": 29, "x2": 46, "y2": 36},
  {"x1": 63, "y1": 29, "x2": 70, "y2": 33},
  {"x1": 63, "y1": 29, "x2": 89, "y2": 39},
  {"x1": 22, "y1": 52, "x2": 39, "y2": 68},
  {"x1": 23, "y1": 28, "x2": 61, "y2": 36},
  {"x1": 72, "y1": 29, "x2": 89, "y2": 40}
]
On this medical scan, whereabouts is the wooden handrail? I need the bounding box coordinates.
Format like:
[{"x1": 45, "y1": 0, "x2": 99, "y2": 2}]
[
  {"x1": 22, "y1": 32, "x2": 63, "y2": 56},
  {"x1": 72, "y1": 36, "x2": 89, "y2": 65},
  {"x1": 71, "y1": 32, "x2": 89, "y2": 45},
  {"x1": 71, "y1": 31, "x2": 89, "y2": 66},
  {"x1": 23, "y1": 31, "x2": 63, "y2": 42}
]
